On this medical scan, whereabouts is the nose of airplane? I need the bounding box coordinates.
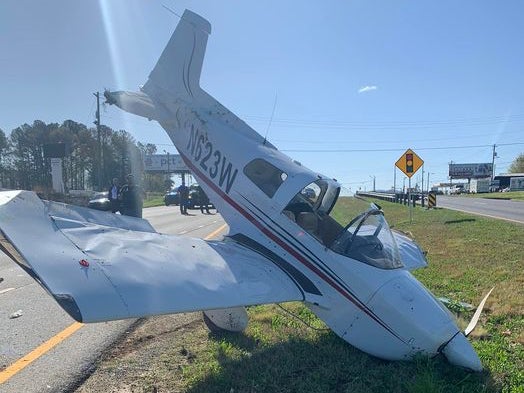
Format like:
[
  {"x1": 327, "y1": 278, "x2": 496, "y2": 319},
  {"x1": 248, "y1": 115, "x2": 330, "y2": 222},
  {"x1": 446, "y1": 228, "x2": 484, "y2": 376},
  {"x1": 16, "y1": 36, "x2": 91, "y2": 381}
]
[{"x1": 441, "y1": 332, "x2": 483, "y2": 372}]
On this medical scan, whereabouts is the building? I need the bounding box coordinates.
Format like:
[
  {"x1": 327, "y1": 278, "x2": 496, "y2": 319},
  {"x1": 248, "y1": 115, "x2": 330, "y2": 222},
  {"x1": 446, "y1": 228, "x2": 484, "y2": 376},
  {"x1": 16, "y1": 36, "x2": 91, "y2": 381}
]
[{"x1": 493, "y1": 173, "x2": 524, "y2": 191}]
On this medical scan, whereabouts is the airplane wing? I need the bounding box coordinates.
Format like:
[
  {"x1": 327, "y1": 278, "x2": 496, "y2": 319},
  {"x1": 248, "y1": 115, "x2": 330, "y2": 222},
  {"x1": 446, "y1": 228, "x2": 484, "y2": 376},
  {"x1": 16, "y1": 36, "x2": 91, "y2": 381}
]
[{"x1": 0, "y1": 191, "x2": 303, "y2": 323}]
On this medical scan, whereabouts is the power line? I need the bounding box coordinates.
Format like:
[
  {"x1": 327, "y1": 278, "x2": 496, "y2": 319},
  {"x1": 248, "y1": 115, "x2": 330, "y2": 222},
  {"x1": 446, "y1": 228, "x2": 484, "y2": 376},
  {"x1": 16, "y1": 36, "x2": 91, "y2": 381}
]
[
  {"x1": 270, "y1": 129, "x2": 524, "y2": 145},
  {"x1": 243, "y1": 113, "x2": 524, "y2": 130},
  {"x1": 280, "y1": 142, "x2": 524, "y2": 153}
]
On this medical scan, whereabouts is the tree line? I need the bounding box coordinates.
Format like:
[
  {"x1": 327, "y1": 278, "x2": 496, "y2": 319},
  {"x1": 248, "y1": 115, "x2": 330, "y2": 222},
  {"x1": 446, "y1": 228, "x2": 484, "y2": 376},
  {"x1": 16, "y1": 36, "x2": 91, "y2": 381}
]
[{"x1": 0, "y1": 120, "x2": 167, "y2": 193}]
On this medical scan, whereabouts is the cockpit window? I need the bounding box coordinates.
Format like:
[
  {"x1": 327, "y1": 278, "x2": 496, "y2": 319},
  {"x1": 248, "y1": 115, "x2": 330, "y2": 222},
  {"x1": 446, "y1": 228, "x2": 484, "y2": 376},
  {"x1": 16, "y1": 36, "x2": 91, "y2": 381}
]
[
  {"x1": 300, "y1": 184, "x2": 320, "y2": 204},
  {"x1": 282, "y1": 182, "x2": 403, "y2": 270},
  {"x1": 330, "y1": 204, "x2": 403, "y2": 269},
  {"x1": 244, "y1": 159, "x2": 287, "y2": 198}
]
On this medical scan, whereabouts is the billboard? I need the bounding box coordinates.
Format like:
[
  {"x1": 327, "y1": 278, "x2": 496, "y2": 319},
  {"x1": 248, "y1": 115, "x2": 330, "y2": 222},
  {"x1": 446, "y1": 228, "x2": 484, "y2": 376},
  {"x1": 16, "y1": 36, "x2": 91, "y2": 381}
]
[
  {"x1": 143, "y1": 154, "x2": 189, "y2": 173},
  {"x1": 43, "y1": 143, "x2": 70, "y2": 158},
  {"x1": 448, "y1": 163, "x2": 492, "y2": 179}
]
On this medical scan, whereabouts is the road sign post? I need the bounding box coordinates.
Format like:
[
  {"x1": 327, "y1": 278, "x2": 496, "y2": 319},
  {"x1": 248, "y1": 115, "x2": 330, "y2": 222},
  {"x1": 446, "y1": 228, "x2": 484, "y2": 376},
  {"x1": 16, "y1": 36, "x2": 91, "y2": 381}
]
[{"x1": 395, "y1": 149, "x2": 424, "y2": 223}]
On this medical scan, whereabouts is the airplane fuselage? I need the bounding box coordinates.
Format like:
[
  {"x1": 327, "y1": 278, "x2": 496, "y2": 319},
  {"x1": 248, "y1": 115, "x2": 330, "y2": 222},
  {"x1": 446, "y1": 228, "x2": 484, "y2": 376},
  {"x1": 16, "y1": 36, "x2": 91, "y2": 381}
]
[
  {"x1": 108, "y1": 86, "x2": 479, "y2": 369},
  {"x1": 103, "y1": 9, "x2": 482, "y2": 370}
]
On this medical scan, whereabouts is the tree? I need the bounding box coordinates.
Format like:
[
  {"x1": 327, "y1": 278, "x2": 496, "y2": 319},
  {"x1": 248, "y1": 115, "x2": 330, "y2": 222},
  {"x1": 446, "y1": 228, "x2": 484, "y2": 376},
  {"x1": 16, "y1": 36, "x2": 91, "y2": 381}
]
[
  {"x1": 508, "y1": 153, "x2": 524, "y2": 173},
  {"x1": 3, "y1": 119, "x2": 159, "y2": 193}
]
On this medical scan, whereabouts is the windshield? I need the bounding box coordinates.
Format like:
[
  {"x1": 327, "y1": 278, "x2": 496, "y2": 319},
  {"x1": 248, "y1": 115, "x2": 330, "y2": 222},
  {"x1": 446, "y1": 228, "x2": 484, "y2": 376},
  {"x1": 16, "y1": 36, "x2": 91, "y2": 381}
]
[
  {"x1": 283, "y1": 187, "x2": 403, "y2": 270},
  {"x1": 330, "y1": 200, "x2": 403, "y2": 269}
]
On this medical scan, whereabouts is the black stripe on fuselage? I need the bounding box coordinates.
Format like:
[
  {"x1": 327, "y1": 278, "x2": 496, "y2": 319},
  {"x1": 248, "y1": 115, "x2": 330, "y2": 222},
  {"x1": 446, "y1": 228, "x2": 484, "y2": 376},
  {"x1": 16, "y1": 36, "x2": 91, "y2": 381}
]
[
  {"x1": 237, "y1": 197, "x2": 407, "y2": 343},
  {"x1": 239, "y1": 195, "x2": 342, "y2": 283},
  {"x1": 229, "y1": 233, "x2": 321, "y2": 296},
  {"x1": 178, "y1": 151, "x2": 406, "y2": 344}
]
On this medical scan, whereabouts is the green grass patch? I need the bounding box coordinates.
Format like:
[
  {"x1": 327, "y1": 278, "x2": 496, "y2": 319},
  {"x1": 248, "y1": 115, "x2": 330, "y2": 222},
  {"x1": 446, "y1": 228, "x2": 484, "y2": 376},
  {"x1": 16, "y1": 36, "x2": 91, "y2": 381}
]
[
  {"x1": 143, "y1": 192, "x2": 165, "y2": 208},
  {"x1": 462, "y1": 191, "x2": 524, "y2": 201}
]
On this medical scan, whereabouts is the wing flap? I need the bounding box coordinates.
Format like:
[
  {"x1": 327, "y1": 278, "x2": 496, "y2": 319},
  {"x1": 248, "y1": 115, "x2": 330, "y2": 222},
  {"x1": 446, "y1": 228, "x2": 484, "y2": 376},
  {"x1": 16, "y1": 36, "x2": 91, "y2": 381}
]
[{"x1": 0, "y1": 191, "x2": 303, "y2": 323}]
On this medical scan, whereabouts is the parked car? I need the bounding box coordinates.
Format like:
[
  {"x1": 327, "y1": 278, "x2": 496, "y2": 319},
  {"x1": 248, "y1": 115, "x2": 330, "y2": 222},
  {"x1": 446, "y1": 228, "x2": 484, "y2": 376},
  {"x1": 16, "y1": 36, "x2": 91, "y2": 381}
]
[
  {"x1": 187, "y1": 185, "x2": 214, "y2": 209},
  {"x1": 164, "y1": 190, "x2": 180, "y2": 206},
  {"x1": 88, "y1": 191, "x2": 111, "y2": 211}
]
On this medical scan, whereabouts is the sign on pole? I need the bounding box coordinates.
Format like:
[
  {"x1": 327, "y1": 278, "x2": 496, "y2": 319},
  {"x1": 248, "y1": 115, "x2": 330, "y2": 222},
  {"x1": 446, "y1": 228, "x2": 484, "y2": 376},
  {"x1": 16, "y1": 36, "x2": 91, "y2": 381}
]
[
  {"x1": 395, "y1": 149, "x2": 424, "y2": 178},
  {"x1": 395, "y1": 149, "x2": 424, "y2": 223},
  {"x1": 448, "y1": 163, "x2": 492, "y2": 179},
  {"x1": 143, "y1": 154, "x2": 190, "y2": 173},
  {"x1": 428, "y1": 192, "x2": 437, "y2": 208}
]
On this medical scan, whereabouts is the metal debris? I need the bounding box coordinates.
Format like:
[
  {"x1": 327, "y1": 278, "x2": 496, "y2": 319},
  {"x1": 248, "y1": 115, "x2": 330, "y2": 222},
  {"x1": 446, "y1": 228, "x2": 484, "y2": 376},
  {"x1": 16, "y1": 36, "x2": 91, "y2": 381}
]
[{"x1": 9, "y1": 310, "x2": 23, "y2": 319}]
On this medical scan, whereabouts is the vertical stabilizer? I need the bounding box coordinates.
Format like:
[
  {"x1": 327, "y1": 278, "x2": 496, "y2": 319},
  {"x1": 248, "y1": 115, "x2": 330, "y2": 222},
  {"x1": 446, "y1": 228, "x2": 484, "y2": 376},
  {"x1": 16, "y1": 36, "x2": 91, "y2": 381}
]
[{"x1": 143, "y1": 10, "x2": 211, "y2": 98}]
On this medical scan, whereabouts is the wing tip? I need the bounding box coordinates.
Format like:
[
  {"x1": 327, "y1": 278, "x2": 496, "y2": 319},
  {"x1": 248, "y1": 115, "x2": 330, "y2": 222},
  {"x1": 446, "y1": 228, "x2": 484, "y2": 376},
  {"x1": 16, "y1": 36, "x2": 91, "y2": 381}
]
[{"x1": 53, "y1": 294, "x2": 84, "y2": 323}]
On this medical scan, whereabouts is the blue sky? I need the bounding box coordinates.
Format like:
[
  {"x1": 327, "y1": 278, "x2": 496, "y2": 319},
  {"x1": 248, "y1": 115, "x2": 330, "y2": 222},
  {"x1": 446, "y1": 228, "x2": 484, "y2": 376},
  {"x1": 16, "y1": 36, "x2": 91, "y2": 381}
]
[{"x1": 1, "y1": 0, "x2": 523, "y2": 191}]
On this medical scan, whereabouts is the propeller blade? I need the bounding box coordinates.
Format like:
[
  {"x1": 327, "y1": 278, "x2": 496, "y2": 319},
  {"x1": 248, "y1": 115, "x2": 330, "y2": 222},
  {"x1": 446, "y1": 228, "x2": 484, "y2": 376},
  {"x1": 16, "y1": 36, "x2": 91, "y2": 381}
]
[{"x1": 464, "y1": 287, "x2": 494, "y2": 336}]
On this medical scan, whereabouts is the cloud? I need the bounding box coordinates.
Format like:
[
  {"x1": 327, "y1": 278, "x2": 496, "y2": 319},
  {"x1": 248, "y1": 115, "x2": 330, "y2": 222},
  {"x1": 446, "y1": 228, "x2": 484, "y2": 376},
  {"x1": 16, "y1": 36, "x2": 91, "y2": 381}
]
[{"x1": 358, "y1": 85, "x2": 378, "y2": 93}]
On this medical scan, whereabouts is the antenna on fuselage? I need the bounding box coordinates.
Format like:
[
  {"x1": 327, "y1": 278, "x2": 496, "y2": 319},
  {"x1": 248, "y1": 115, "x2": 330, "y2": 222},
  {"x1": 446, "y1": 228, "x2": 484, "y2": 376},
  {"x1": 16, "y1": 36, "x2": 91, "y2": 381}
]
[{"x1": 263, "y1": 94, "x2": 278, "y2": 146}]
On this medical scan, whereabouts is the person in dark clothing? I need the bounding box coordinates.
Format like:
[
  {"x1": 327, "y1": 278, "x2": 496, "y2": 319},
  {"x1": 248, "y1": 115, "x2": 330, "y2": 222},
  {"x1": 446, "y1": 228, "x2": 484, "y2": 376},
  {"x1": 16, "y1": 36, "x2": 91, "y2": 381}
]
[
  {"x1": 197, "y1": 187, "x2": 211, "y2": 214},
  {"x1": 178, "y1": 182, "x2": 189, "y2": 215},
  {"x1": 119, "y1": 174, "x2": 143, "y2": 218},
  {"x1": 108, "y1": 177, "x2": 120, "y2": 213}
]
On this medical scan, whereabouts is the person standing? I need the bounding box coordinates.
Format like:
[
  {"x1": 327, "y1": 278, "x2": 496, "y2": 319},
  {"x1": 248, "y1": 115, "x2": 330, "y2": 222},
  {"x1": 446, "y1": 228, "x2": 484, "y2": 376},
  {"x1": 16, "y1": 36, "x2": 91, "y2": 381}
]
[
  {"x1": 198, "y1": 187, "x2": 211, "y2": 214},
  {"x1": 108, "y1": 177, "x2": 120, "y2": 213},
  {"x1": 178, "y1": 181, "x2": 189, "y2": 215},
  {"x1": 119, "y1": 174, "x2": 143, "y2": 218}
]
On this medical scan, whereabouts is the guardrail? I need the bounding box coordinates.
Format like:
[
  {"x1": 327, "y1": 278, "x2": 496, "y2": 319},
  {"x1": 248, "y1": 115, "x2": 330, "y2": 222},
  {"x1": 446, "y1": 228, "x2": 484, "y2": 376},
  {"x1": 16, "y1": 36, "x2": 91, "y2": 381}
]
[{"x1": 356, "y1": 191, "x2": 425, "y2": 207}]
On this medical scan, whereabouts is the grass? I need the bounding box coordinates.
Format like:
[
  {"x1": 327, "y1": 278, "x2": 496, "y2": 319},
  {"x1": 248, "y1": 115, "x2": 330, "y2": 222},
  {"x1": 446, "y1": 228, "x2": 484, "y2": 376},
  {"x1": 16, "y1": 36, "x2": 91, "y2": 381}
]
[
  {"x1": 143, "y1": 192, "x2": 165, "y2": 208},
  {"x1": 91, "y1": 198, "x2": 523, "y2": 393}
]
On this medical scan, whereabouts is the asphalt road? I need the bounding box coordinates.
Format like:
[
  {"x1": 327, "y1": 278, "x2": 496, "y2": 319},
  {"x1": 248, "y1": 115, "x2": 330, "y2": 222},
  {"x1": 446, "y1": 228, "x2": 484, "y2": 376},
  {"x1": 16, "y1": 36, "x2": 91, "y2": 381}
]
[
  {"x1": 0, "y1": 204, "x2": 225, "y2": 393},
  {"x1": 436, "y1": 195, "x2": 524, "y2": 224}
]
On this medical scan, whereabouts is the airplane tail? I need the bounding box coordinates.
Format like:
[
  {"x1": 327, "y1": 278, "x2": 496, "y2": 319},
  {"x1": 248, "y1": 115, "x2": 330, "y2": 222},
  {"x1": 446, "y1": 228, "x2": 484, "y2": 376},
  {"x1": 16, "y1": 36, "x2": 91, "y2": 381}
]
[{"x1": 142, "y1": 10, "x2": 211, "y2": 98}]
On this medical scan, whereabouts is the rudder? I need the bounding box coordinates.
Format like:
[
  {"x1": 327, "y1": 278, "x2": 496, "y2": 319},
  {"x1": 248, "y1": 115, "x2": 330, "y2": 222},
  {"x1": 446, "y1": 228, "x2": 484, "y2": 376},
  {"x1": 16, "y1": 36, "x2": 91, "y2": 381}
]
[{"x1": 143, "y1": 10, "x2": 211, "y2": 98}]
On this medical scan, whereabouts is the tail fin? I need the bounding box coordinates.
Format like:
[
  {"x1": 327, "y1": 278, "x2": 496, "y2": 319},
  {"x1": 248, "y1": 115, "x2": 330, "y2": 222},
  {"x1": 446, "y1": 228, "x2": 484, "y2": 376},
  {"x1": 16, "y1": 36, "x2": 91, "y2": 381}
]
[{"x1": 143, "y1": 10, "x2": 211, "y2": 98}]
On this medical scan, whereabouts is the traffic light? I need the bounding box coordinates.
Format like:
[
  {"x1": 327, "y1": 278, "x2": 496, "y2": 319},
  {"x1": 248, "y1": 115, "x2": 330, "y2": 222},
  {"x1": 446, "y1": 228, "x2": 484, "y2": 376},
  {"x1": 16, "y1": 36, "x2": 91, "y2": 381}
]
[{"x1": 406, "y1": 153, "x2": 413, "y2": 173}]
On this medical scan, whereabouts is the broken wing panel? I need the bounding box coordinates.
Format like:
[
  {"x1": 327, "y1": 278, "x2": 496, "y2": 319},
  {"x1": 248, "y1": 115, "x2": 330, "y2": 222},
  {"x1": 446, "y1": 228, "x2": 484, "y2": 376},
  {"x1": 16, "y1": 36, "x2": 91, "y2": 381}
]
[{"x1": 0, "y1": 191, "x2": 303, "y2": 323}]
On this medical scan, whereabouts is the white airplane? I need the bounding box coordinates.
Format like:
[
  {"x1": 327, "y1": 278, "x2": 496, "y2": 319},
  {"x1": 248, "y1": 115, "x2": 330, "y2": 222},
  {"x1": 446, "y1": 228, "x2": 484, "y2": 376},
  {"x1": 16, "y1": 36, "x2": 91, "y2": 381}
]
[{"x1": 0, "y1": 10, "x2": 491, "y2": 371}]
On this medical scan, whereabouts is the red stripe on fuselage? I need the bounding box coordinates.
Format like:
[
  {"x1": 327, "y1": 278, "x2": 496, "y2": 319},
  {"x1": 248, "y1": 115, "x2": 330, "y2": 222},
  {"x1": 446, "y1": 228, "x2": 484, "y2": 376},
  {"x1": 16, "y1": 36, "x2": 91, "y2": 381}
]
[{"x1": 179, "y1": 152, "x2": 404, "y2": 343}]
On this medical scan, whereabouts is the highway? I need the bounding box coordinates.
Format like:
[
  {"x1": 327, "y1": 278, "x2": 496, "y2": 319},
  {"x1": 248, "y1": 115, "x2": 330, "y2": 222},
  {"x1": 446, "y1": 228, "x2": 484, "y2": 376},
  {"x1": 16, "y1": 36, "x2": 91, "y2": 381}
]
[
  {"x1": 0, "y1": 204, "x2": 226, "y2": 393},
  {"x1": 436, "y1": 195, "x2": 524, "y2": 224}
]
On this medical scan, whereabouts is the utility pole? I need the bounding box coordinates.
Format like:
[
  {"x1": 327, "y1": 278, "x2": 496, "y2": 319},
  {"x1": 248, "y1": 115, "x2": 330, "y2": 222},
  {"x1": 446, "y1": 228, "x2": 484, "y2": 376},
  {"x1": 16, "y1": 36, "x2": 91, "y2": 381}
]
[
  {"x1": 93, "y1": 92, "x2": 102, "y2": 190},
  {"x1": 393, "y1": 166, "x2": 396, "y2": 193},
  {"x1": 491, "y1": 144, "x2": 497, "y2": 183},
  {"x1": 421, "y1": 165, "x2": 425, "y2": 194}
]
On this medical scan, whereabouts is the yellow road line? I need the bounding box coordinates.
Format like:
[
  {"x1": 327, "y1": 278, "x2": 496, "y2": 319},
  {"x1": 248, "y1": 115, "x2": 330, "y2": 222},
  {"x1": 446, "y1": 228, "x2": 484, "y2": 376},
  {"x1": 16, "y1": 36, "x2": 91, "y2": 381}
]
[
  {"x1": 0, "y1": 222, "x2": 228, "y2": 385},
  {"x1": 204, "y1": 223, "x2": 228, "y2": 240},
  {"x1": 0, "y1": 322, "x2": 84, "y2": 384}
]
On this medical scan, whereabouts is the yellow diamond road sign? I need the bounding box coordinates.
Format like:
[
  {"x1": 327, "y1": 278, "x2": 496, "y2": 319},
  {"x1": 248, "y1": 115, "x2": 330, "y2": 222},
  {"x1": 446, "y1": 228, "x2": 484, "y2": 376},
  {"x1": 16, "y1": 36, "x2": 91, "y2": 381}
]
[{"x1": 396, "y1": 149, "x2": 423, "y2": 178}]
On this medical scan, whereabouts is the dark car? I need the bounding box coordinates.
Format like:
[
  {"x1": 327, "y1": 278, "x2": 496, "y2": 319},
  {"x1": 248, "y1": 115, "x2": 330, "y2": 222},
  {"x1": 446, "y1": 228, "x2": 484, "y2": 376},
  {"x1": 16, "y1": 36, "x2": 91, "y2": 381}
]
[
  {"x1": 187, "y1": 185, "x2": 214, "y2": 209},
  {"x1": 164, "y1": 190, "x2": 180, "y2": 206},
  {"x1": 88, "y1": 191, "x2": 111, "y2": 211}
]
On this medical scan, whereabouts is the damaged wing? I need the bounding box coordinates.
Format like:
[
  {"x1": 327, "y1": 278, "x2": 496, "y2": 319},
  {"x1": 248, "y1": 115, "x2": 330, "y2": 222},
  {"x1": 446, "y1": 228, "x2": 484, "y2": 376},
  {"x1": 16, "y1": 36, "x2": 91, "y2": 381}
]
[{"x1": 0, "y1": 191, "x2": 303, "y2": 323}]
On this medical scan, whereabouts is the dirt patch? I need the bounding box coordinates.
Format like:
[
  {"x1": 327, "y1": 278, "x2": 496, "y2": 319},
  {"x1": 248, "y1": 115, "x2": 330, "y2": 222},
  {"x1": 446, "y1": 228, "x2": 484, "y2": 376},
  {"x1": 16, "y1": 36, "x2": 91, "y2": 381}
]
[{"x1": 74, "y1": 313, "x2": 203, "y2": 393}]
